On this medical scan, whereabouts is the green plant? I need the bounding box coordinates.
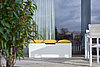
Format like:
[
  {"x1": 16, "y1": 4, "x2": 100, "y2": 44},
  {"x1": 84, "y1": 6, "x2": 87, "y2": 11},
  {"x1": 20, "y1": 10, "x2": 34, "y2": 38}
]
[{"x1": 0, "y1": 0, "x2": 37, "y2": 67}]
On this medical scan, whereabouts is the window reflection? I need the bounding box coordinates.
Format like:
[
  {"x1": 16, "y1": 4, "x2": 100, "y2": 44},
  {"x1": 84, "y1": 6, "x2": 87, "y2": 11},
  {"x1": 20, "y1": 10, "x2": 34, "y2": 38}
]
[{"x1": 55, "y1": 0, "x2": 81, "y2": 54}]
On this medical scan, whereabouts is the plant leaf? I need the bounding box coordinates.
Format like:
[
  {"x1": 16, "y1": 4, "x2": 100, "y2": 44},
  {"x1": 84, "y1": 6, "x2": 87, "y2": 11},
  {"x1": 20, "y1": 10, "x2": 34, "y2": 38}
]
[
  {"x1": 13, "y1": 11, "x2": 19, "y2": 19},
  {"x1": 4, "y1": 33, "x2": 8, "y2": 40},
  {"x1": 0, "y1": 27, "x2": 4, "y2": 34},
  {"x1": 1, "y1": 40, "x2": 4, "y2": 49},
  {"x1": 1, "y1": 20, "x2": 10, "y2": 28}
]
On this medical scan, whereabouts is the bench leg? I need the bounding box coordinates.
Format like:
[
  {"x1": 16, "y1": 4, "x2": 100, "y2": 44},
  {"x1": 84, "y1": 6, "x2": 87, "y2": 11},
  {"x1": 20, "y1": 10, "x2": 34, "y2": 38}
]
[
  {"x1": 97, "y1": 47, "x2": 99, "y2": 63},
  {"x1": 85, "y1": 35, "x2": 88, "y2": 59},
  {"x1": 90, "y1": 38, "x2": 92, "y2": 66},
  {"x1": 88, "y1": 44, "x2": 90, "y2": 59}
]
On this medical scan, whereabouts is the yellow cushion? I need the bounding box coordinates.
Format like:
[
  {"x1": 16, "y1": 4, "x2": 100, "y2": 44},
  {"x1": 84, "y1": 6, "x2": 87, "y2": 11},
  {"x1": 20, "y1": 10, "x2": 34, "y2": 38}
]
[
  {"x1": 44, "y1": 40, "x2": 56, "y2": 43},
  {"x1": 58, "y1": 40, "x2": 71, "y2": 43},
  {"x1": 30, "y1": 40, "x2": 34, "y2": 43},
  {"x1": 30, "y1": 40, "x2": 43, "y2": 43}
]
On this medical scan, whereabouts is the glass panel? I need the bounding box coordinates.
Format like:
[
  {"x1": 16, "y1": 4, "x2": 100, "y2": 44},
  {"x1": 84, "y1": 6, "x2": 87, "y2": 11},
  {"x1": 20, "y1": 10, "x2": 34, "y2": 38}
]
[
  {"x1": 91, "y1": 0, "x2": 100, "y2": 24},
  {"x1": 35, "y1": 0, "x2": 55, "y2": 40},
  {"x1": 55, "y1": 0, "x2": 81, "y2": 54}
]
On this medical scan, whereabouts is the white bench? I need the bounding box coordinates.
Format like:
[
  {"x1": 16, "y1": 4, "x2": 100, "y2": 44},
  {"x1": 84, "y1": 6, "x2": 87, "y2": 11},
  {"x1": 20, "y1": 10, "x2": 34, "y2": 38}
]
[{"x1": 29, "y1": 43, "x2": 72, "y2": 58}]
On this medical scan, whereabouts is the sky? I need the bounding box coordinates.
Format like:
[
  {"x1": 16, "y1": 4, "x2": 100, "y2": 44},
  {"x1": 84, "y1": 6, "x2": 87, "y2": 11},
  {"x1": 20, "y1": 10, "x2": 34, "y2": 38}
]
[
  {"x1": 91, "y1": 0, "x2": 100, "y2": 24},
  {"x1": 54, "y1": 0, "x2": 100, "y2": 33}
]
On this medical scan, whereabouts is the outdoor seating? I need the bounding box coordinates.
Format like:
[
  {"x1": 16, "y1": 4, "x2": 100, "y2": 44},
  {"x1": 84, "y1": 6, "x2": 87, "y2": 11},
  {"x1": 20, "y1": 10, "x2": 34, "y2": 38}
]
[
  {"x1": 30, "y1": 40, "x2": 44, "y2": 43},
  {"x1": 29, "y1": 40, "x2": 72, "y2": 58},
  {"x1": 58, "y1": 40, "x2": 71, "y2": 43},
  {"x1": 85, "y1": 24, "x2": 100, "y2": 66},
  {"x1": 44, "y1": 40, "x2": 57, "y2": 43}
]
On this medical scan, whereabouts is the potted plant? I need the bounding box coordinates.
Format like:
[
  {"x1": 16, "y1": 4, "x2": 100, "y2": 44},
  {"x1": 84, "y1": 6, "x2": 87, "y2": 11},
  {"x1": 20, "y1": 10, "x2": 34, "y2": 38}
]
[{"x1": 0, "y1": 0, "x2": 37, "y2": 67}]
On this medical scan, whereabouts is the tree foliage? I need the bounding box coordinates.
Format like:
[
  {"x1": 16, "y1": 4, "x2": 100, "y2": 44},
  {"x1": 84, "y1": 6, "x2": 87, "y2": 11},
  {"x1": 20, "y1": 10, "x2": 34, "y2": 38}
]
[{"x1": 0, "y1": 0, "x2": 37, "y2": 66}]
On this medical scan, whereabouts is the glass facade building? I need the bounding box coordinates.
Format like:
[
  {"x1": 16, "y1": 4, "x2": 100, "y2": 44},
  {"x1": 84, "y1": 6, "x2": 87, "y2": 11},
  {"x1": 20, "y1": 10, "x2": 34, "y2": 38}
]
[
  {"x1": 34, "y1": 0, "x2": 55, "y2": 40},
  {"x1": 81, "y1": 0, "x2": 91, "y2": 53}
]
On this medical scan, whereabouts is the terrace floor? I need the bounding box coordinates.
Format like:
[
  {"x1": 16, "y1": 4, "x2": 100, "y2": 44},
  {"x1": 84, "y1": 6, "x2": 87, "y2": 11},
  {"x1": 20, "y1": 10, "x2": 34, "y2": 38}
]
[
  {"x1": 2, "y1": 55, "x2": 100, "y2": 67},
  {"x1": 15, "y1": 55, "x2": 100, "y2": 67}
]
